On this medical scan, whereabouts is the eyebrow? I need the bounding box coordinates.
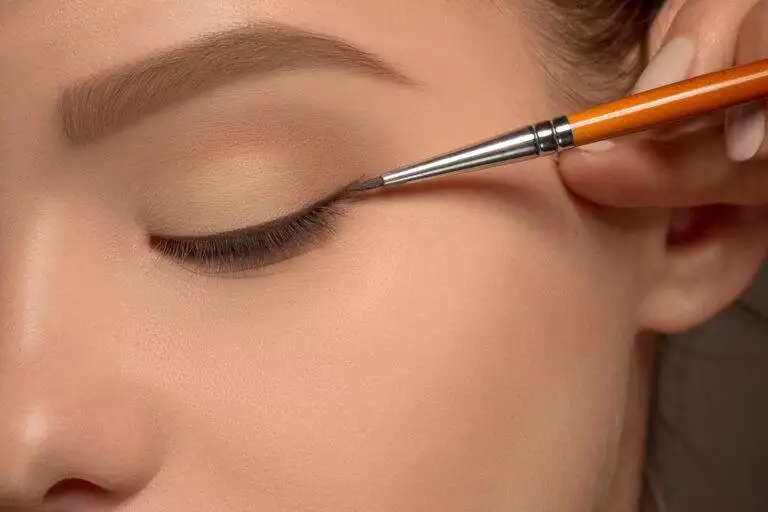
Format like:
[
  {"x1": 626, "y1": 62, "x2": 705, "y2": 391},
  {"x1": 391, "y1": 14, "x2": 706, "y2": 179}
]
[{"x1": 59, "y1": 23, "x2": 414, "y2": 146}]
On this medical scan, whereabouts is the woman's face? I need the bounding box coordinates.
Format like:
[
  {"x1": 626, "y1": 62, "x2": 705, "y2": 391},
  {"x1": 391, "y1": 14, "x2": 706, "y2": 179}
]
[{"x1": 1, "y1": 1, "x2": 658, "y2": 510}]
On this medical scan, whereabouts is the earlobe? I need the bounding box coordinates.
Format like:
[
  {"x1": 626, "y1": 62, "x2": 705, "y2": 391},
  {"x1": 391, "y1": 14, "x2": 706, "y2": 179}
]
[{"x1": 638, "y1": 205, "x2": 768, "y2": 333}]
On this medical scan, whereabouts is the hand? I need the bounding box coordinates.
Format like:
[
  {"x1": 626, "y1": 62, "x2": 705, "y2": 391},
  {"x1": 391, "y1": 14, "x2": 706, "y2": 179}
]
[{"x1": 558, "y1": 0, "x2": 768, "y2": 208}]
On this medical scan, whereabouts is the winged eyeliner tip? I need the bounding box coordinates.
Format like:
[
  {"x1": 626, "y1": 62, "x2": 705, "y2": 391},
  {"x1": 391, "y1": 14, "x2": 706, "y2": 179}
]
[{"x1": 347, "y1": 176, "x2": 384, "y2": 193}]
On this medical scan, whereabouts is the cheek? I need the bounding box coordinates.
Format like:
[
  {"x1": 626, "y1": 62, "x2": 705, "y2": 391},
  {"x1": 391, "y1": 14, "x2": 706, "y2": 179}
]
[{"x1": 127, "y1": 177, "x2": 642, "y2": 510}]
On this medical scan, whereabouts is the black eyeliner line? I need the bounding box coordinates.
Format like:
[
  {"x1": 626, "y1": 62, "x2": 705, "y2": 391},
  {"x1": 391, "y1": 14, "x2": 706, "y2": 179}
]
[{"x1": 152, "y1": 180, "x2": 361, "y2": 242}]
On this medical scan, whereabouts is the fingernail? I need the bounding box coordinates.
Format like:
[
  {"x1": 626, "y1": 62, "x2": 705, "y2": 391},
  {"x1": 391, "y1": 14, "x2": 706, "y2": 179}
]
[
  {"x1": 633, "y1": 37, "x2": 696, "y2": 93},
  {"x1": 726, "y1": 103, "x2": 766, "y2": 162},
  {"x1": 577, "y1": 38, "x2": 695, "y2": 154},
  {"x1": 651, "y1": 116, "x2": 720, "y2": 142},
  {"x1": 579, "y1": 140, "x2": 616, "y2": 153}
]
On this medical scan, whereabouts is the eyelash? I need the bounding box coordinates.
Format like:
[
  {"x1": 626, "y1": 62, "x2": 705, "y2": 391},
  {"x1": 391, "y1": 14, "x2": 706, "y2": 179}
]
[{"x1": 150, "y1": 201, "x2": 345, "y2": 276}]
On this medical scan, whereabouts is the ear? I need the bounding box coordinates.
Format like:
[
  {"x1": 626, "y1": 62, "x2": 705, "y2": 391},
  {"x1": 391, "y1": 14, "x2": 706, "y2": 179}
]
[
  {"x1": 637, "y1": 203, "x2": 768, "y2": 333},
  {"x1": 559, "y1": 133, "x2": 768, "y2": 334}
]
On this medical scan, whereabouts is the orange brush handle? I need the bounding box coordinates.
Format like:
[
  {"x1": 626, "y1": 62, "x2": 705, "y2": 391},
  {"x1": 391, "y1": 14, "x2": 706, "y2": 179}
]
[{"x1": 567, "y1": 59, "x2": 768, "y2": 146}]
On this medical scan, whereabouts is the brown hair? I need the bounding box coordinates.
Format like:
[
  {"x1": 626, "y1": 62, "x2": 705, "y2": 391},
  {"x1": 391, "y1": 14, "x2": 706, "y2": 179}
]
[{"x1": 531, "y1": 0, "x2": 665, "y2": 106}]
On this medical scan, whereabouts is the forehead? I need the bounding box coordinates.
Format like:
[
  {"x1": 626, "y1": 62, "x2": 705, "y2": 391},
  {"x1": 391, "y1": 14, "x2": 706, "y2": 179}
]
[
  {"x1": 0, "y1": 0, "x2": 548, "y2": 167},
  {"x1": 1, "y1": 0, "x2": 469, "y2": 54},
  {"x1": 0, "y1": 0, "x2": 537, "y2": 119},
  {"x1": 0, "y1": 0, "x2": 514, "y2": 95}
]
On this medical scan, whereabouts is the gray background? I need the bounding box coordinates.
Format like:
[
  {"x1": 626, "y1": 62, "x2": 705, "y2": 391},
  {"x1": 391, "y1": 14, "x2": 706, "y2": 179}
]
[{"x1": 643, "y1": 262, "x2": 768, "y2": 511}]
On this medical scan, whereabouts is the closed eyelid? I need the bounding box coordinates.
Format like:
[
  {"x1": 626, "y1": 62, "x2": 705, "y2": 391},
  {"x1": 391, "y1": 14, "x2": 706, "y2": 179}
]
[
  {"x1": 150, "y1": 201, "x2": 343, "y2": 276},
  {"x1": 148, "y1": 179, "x2": 369, "y2": 276},
  {"x1": 150, "y1": 179, "x2": 362, "y2": 241}
]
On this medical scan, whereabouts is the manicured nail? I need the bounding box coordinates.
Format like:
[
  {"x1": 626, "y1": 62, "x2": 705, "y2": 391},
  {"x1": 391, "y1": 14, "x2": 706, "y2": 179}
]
[
  {"x1": 632, "y1": 37, "x2": 696, "y2": 93},
  {"x1": 579, "y1": 140, "x2": 616, "y2": 153},
  {"x1": 725, "y1": 103, "x2": 766, "y2": 162},
  {"x1": 651, "y1": 116, "x2": 719, "y2": 142},
  {"x1": 577, "y1": 38, "x2": 695, "y2": 154}
]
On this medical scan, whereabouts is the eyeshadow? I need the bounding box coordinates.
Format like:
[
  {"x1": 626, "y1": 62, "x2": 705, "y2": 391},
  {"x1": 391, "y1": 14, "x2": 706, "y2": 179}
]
[{"x1": 149, "y1": 181, "x2": 363, "y2": 275}]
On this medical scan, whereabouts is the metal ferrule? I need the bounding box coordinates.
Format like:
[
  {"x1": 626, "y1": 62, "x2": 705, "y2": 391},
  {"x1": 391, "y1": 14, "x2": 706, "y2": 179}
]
[{"x1": 381, "y1": 116, "x2": 574, "y2": 187}]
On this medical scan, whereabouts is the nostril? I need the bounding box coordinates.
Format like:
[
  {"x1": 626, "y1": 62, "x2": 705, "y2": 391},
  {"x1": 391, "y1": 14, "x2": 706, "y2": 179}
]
[{"x1": 44, "y1": 478, "x2": 110, "y2": 500}]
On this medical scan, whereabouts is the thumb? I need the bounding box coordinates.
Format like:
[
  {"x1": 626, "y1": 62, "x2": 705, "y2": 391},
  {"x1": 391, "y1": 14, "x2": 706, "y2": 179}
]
[
  {"x1": 558, "y1": 0, "x2": 765, "y2": 206},
  {"x1": 556, "y1": 38, "x2": 697, "y2": 207}
]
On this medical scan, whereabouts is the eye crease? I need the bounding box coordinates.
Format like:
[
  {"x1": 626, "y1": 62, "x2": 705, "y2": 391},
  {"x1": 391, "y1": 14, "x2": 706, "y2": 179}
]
[{"x1": 149, "y1": 182, "x2": 362, "y2": 276}]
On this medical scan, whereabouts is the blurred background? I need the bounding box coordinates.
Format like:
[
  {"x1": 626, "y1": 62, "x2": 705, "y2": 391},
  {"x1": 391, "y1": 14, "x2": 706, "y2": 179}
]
[{"x1": 644, "y1": 263, "x2": 768, "y2": 511}]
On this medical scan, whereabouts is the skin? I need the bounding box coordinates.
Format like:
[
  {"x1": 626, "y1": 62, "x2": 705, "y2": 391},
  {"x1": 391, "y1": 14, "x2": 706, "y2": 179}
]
[
  {"x1": 561, "y1": 0, "x2": 768, "y2": 207},
  {"x1": 0, "y1": 1, "x2": 764, "y2": 511}
]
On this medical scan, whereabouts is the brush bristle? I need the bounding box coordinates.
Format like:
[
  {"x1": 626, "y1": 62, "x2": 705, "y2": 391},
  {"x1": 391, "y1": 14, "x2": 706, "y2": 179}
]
[{"x1": 348, "y1": 176, "x2": 385, "y2": 192}]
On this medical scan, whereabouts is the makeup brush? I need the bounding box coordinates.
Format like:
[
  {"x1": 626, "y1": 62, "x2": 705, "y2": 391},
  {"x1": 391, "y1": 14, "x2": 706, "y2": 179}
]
[{"x1": 351, "y1": 59, "x2": 768, "y2": 192}]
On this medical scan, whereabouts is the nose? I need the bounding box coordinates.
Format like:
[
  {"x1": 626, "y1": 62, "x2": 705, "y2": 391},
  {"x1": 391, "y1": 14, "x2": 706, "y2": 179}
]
[
  {"x1": 0, "y1": 387, "x2": 165, "y2": 510},
  {"x1": 0, "y1": 217, "x2": 166, "y2": 511}
]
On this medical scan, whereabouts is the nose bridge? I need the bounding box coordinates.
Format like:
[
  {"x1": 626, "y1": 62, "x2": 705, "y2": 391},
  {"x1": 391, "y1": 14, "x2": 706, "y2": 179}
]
[
  {"x1": 0, "y1": 207, "x2": 166, "y2": 508},
  {"x1": 0, "y1": 215, "x2": 58, "y2": 494},
  {"x1": 0, "y1": 201, "x2": 127, "y2": 399},
  {"x1": 0, "y1": 200, "x2": 127, "y2": 355},
  {"x1": 0, "y1": 210, "x2": 60, "y2": 358}
]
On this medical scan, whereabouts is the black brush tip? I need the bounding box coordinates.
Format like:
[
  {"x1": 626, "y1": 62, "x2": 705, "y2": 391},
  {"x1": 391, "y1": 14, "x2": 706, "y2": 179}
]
[{"x1": 348, "y1": 176, "x2": 385, "y2": 193}]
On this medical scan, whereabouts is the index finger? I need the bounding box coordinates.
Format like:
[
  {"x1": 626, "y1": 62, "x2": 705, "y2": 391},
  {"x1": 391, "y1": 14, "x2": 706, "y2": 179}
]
[{"x1": 558, "y1": 125, "x2": 768, "y2": 207}]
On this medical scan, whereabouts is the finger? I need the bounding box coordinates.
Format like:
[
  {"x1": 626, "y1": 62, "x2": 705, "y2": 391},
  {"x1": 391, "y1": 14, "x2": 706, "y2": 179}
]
[
  {"x1": 658, "y1": 0, "x2": 760, "y2": 75},
  {"x1": 559, "y1": 0, "x2": 768, "y2": 208},
  {"x1": 560, "y1": 125, "x2": 768, "y2": 208},
  {"x1": 725, "y1": 0, "x2": 768, "y2": 161},
  {"x1": 639, "y1": 0, "x2": 761, "y2": 144}
]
